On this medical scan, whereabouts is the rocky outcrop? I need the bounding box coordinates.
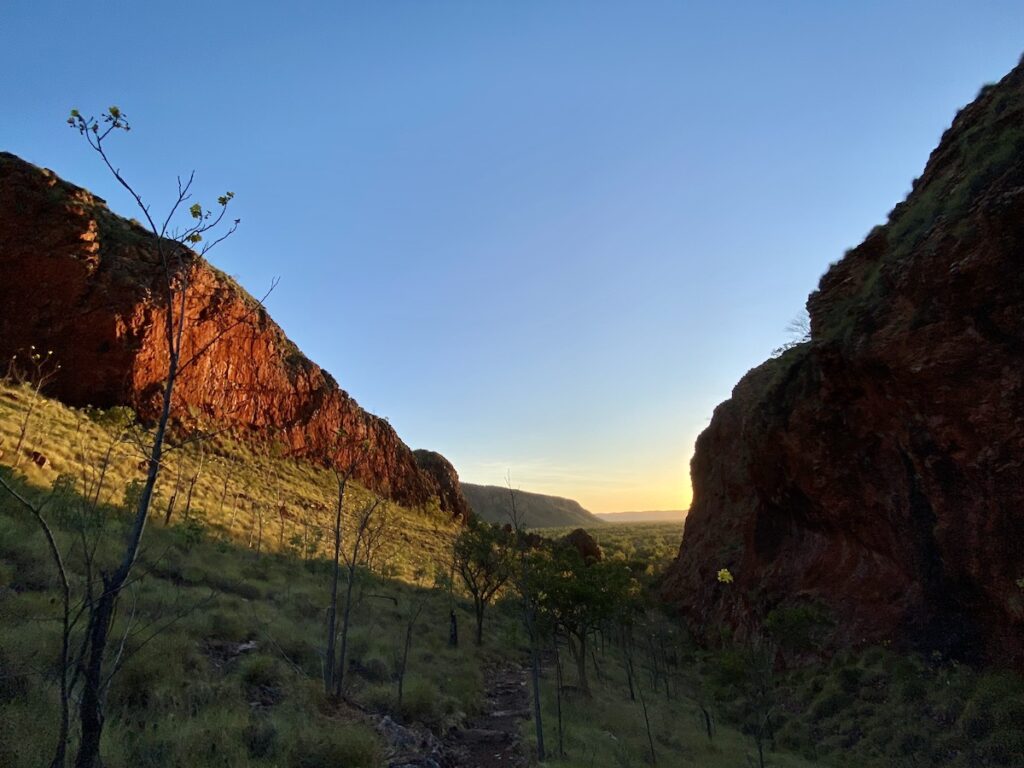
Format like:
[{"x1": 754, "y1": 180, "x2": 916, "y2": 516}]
[
  {"x1": 0, "y1": 152, "x2": 468, "y2": 516},
  {"x1": 414, "y1": 450, "x2": 470, "y2": 522},
  {"x1": 560, "y1": 528, "x2": 603, "y2": 564},
  {"x1": 663, "y1": 59, "x2": 1024, "y2": 666}
]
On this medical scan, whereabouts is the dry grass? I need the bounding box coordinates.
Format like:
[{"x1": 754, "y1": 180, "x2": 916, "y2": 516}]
[{"x1": 0, "y1": 380, "x2": 457, "y2": 581}]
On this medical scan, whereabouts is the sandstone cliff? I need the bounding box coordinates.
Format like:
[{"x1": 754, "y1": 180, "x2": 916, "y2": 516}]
[
  {"x1": 0, "y1": 152, "x2": 468, "y2": 515},
  {"x1": 663, "y1": 59, "x2": 1024, "y2": 666}
]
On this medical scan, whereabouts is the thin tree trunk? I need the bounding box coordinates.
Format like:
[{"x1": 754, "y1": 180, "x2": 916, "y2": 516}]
[
  {"x1": 229, "y1": 493, "x2": 240, "y2": 534},
  {"x1": 591, "y1": 642, "x2": 604, "y2": 684},
  {"x1": 475, "y1": 599, "x2": 485, "y2": 646},
  {"x1": 553, "y1": 632, "x2": 565, "y2": 758},
  {"x1": 217, "y1": 470, "x2": 230, "y2": 520},
  {"x1": 75, "y1": 346, "x2": 178, "y2": 768},
  {"x1": 182, "y1": 446, "x2": 204, "y2": 523},
  {"x1": 255, "y1": 509, "x2": 263, "y2": 557},
  {"x1": 574, "y1": 632, "x2": 590, "y2": 696},
  {"x1": 447, "y1": 551, "x2": 458, "y2": 647},
  {"x1": 700, "y1": 705, "x2": 714, "y2": 741},
  {"x1": 163, "y1": 454, "x2": 186, "y2": 526},
  {"x1": 335, "y1": 562, "x2": 358, "y2": 698},
  {"x1": 526, "y1": 603, "x2": 546, "y2": 762},
  {"x1": 397, "y1": 604, "x2": 422, "y2": 711},
  {"x1": 622, "y1": 638, "x2": 636, "y2": 702},
  {"x1": 628, "y1": 653, "x2": 656, "y2": 766},
  {"x1": 449, "y1": 610, "x2": 458, "y2": 647},
  {"x1": 324, "y1": 475, "x2": 346, "y2": 695}
]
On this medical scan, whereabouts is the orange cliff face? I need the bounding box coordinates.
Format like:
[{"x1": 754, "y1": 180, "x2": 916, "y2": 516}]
[
  {"x1": 662, "y1": 60, "x2": 1024, "y2": 667},
  {"x1": 0, "y1": 151, "x2": 468, "y2": 517}
]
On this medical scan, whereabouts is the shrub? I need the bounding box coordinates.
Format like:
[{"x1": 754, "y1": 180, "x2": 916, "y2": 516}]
[
  {"x1": 244, "y1": 717, "x2": 279, "y2": 758},
  {"x1": 400, "y1": 674, "x2": 440, "y2": 723},
  {"x1": 239, "y1": 654, "x2": 285, "y2": 689},
  {"x1": 810, "y1": 689, "x2": 849, "y2": 722},
  {"x1": 83, "y1": 404, "x2": 136, "y2": 429},
  {"x1": 357, "y1": 653, "x2": 391, "y2": 683},
  {"x1": 290, "y1": 724, "x2": 382, "y2": 768},
  {"x1": 765, "y1": 602, "x2": 835, "y2": 655},
  {"x1": 0, "y1": 649, "x2": 28, "y2": 704},
  {"x1": 174, "y1": 517, "x2": 207, "y2": 551},
  {"x1": 360, "y1": 682, "x2": 394, "y2": 712},
  {"x1": 838, "y1": 665, "x2": 864, "y2": 693}
]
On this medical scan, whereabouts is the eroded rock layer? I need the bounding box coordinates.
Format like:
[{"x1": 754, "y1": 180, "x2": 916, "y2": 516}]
[
  {"x1": 0, "y1": 152, "x2": 467, "y2": 515},
  {"x1": 663, "y1": 59, "x2": 1024, "y2": 666}
]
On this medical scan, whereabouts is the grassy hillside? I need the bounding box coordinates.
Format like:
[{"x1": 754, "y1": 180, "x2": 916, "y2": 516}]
[
  {"x1": 462, "y1": 483, "x2": 604, "y2": 528},
  {"x1": 2, "y1": 381, "x2": 1022, "y2": 768},
  {"x1": 0, "y1": 380, "x2": 454, "y2": 581},
  {"x1": 0, "y1": 380, "x2": 823, "y2": 768}
]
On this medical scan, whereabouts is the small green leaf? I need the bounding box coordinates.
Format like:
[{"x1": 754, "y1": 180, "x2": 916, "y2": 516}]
[{"x1": 189, "y1": 203, "x2": 202, "y2": 219}]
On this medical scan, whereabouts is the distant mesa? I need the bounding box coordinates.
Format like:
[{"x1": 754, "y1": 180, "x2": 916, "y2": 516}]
[
  {"x1": 0, "y1": 151, "x2": 468, "y2": 518},
  {"x1": 594, "y1": 509, "x2": 687, "y2": 524},
  {"x1": 461, "y1": 483, "x2": 605, "y2": 529}
]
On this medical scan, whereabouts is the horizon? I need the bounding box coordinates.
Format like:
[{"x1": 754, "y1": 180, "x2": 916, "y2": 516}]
[{"x1": 4, "y1": 2, "x2": 1023, "y2": 512}]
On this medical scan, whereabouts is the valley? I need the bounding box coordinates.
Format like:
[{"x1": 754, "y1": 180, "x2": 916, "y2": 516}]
[{"x1": 1, "y1": 16, "x2": 1023, "y2": 768}]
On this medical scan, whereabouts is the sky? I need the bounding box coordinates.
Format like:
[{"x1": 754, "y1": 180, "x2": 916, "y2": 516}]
[{"x1": 2, "y1": 2, "x2": 1022, "y2": 513}]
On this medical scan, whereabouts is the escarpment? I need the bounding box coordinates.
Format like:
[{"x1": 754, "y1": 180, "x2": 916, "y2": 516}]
[
  {"x1": 0, "y1": 151, "x2": 468, "y2": 516},
  {"x1": 663, "y1": 59, "x2": 1024, "y2": 666}
]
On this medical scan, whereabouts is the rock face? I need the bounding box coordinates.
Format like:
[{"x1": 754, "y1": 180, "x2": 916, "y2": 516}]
[
  {"x1": 663, "y1": 60, "x2": 1024, "y2": 667},
  {"x1": 413, "y1": 450, "x2": 470, "y2": 522},
  {"x1": 560, "y1": 528, "x2": 603, "y2": 564},
  {"x1": 0, "y1": 152, "x2": 468, "y2": 516}
]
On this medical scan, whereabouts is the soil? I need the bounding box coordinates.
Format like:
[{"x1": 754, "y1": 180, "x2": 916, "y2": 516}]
[{"x1": 445, "y1": 662, "x2": 531, "y2": 768}]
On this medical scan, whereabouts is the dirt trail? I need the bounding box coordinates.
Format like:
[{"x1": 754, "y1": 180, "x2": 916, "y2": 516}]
[{"x1": 445, "y1": 662, "x2": 531, "y2": 768}]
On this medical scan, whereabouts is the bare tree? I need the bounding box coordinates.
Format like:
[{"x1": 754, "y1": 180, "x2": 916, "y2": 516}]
[
  {"x1": 162, "y1": 445, "x2": 188, "y2": 525},
  {"x1": 395, "y1": 572, "x2": 428, "y2": 712},
  {"x1": 5, "y1": 347, "x2": 61, "y2": 467},
  {"x1": 771, "y1": 308, "x2": 811, "y2": 357},
  {"x1": 333, "y1": 496, "x2": 388, "y2": 698},
  {"x1": 322, "y1": 430, "x2": 369, "y2": 697},
  {"x1": 624, "y1": 640, "x2": 657, "y2": 766},
  {"x1": 0, "y1": 106, "x2": 272, "y2": 768},
  {"x1": 181, "y1": 439, "x2": 206, "y2": 523}
]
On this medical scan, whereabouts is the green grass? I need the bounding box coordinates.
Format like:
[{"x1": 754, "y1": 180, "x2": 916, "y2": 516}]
[
  {"x1": 2, "y1": 382, "x2": 1023, "y2": 767},
  {"x1": 0, "y1": 477, "x2": 498, "y2": 767}
]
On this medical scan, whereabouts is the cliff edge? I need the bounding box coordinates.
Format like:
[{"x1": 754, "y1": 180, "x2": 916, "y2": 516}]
[
  {"x1": 662, "y1": 59, "x2": 1024, "y2": 666},
  {"x1": 0, "y1": 152, "x2": 468, "y2": 516}
]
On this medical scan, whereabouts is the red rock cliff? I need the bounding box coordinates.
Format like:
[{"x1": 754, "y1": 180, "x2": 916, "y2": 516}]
[
  {"x1": 662, "y1": 59, "x2": 1024, "y2": 666},
  {"x1": 0, "y1": 152, "x2": 468, "y2": 515}
]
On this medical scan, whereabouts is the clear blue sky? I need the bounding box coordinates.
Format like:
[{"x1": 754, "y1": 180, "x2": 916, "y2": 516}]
[{"x1": 3, "y1": 2, "x2": 1022, "y2": 512}]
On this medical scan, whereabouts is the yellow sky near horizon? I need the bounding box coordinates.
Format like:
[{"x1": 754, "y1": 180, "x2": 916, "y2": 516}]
[{"x1": 458, "y1": 450, "x2": 694, "y2": 515}]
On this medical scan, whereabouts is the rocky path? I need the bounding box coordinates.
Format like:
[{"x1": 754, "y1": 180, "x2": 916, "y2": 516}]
[
  {"x1": 377, "y1": 662, "x2": 532, "y2": 768},
  {"x1": 446, "y1": 663, "x2": 531, "y2": 768}
]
